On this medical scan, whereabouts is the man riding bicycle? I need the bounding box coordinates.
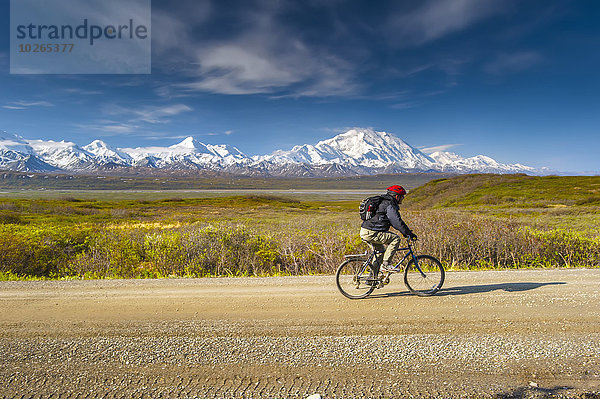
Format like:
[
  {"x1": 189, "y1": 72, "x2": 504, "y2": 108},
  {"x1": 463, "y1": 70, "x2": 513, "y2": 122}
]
[{"x1": 360, "y1": 185, "x2": 417, "y2": 283}]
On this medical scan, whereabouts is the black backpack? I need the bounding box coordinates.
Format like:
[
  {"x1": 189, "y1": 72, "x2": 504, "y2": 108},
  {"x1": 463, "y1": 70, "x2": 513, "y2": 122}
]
[{"x1": 359, "y1": 195, "x2": 384, "y2": 221}]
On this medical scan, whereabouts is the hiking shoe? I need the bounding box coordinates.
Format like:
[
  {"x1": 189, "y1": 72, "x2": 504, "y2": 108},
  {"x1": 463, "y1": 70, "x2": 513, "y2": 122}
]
[{"x1": 381, "y1": 263, "x2": 399, "y2": 272}]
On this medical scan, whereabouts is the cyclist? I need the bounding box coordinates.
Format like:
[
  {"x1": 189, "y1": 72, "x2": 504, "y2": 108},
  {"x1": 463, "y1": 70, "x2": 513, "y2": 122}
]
[{"x1": 360, "y1": 185, "x2": 417, "y2": 283}]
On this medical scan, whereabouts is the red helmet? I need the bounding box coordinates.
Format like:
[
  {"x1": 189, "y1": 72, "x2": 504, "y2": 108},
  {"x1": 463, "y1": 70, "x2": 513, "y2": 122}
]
[{"x1": 387, "y1": 185, "x2": 406, "y2": 196}]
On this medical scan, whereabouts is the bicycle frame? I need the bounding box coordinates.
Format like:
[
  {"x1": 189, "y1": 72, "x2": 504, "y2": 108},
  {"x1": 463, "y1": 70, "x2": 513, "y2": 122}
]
[
  {"x1": 345, "y1": 238, "x2": 425, "y2": 281},
  {"x1": 391, "y1": 241, "x2": 427, "y2": 278}
]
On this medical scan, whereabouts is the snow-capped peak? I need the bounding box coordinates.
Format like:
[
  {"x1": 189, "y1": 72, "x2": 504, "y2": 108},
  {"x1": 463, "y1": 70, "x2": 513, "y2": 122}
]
[
  {"x1": 83, "y1": 139, "x2": 110, "y2": 151},
  {"x1": 83, "y1": 140, "x2": 132, "y2": 164},
  {"x1": 0, "y1": 130, "x2": 34, "y2": 154},
  {"x1": 207, "y1": 143, "x2": 246, "y2": 158},
  {"x1": 170, "y1": 136, "x2": 203, "y2": 150},
  {"x1": 429, "y1": 151, "x2": 464, "y2": 163}
]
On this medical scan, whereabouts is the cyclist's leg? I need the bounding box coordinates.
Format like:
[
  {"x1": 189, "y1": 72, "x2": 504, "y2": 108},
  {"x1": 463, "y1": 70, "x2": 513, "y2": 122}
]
[
  {"x1": 359, "y1": 228, "x2": 384, "y2": 276},
  {"x1": 370, "y1": 243, "x2": 385, "y2": 276},
  {"x1": 372, "y1": 231, "x2": 402, "y2": 264}
]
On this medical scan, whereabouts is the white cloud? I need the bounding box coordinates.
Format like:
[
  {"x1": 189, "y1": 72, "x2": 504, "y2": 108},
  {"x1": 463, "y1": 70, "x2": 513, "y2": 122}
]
[
  {"x1": 153, "y1": 85, "x2": 192, "y2": 99},
  {"x1": 15, "y1": 101, "x2": 54, "y2": 107},
  {"x1": 484, "y1": 51, "x2": 544, "y2": 75},
  {"x1": 390, "y1": 102, "x2": 421, "y2": 110},
  {"x1": 64, "y1": 88, "x2": 104, "y2": 95},
  {"x1": 154, "y1": 3, "x2": 360, "y2": 97},
  {"x1": 182, "y1": 45, "x2": 301, "y2": 95},
  {"x1": 2, "y1": 100, "x2": 54, "y2": 109},
  {"x1": 420, "y1": 144, "x2": 462, "y2": 154},
  {"x1": 200, "y1": 130, "x2": 234, "y2": 137},
  {"x1": 388, "y1": 0, "x2": 506, "y2": 46},
  {"x1": 176, "y1": 40, "x2": 359, "y2": 97},
  {"x1": 134, "y1": 104, "x2": 192, "y2": 124},
  {"x1": 74, "y1": 122, "x2": 140, "y2": 135},
  {"x1": 74, "y1": 103, "x2": 193, "y2": 137},
  {"x1": 104, "y1": 103, "x2": 193, "y2": 124}
]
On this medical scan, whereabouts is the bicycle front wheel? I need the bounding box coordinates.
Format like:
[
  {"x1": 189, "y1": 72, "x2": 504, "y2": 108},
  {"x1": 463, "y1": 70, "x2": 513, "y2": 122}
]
[
  {"x1": 404, "y1": 255, "x2": 445, "y2": 297},
  {"x1": 335, "y1": 259, "x2": 376, "y2": 299}
]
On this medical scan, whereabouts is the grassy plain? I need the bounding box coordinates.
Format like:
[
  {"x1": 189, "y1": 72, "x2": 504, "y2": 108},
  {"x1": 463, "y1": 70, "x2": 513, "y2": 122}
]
[
  {"x1": 0, "y1": 173, "x2": 598, "y2": 280},
  {"x1": 405, "y1": 174, "x2": 600, "y2": 237},
  {"x1": 0, "y1": 171, "x2": 442, "y2": 192}
]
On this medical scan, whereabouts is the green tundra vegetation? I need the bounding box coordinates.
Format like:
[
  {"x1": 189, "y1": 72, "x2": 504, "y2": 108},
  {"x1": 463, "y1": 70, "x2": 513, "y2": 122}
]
[
  {"x1": 0, "y1": 170, "x2": 441, "y2": 191},
  {"x1": 0, "y1": 173, "x2": 598, "y2": 280}
]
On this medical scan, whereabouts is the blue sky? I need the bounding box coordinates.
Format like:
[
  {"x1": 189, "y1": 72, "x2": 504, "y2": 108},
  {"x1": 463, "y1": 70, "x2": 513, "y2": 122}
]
[{"x1": 1, "y1": 0, "x2": 599, "y2": 173}]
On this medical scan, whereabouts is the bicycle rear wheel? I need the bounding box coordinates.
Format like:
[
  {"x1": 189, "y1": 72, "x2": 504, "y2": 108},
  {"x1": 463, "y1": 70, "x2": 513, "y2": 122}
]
[
  {"x1": 404, "y1": 255, "x2": 444, "y2": 297},
  {"x1": 335, "y1": 259, "x2": 376, "y2": 299}
]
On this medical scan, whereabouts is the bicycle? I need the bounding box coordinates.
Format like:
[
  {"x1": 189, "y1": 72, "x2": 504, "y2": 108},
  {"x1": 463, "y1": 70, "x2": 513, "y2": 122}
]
[{"x1": 335, "y1": 238, "x2": 445, "y2": 299}]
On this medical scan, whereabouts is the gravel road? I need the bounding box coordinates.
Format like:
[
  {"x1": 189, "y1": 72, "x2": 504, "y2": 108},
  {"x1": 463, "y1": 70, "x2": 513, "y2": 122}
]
[{"x1": 1, "y1": 269, "x2": 599, "y2": 398}]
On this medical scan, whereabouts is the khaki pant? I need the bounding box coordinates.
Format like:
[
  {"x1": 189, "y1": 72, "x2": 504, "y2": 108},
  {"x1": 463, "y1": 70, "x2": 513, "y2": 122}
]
[{"x1": 359, "y1": 227, "x2": 402, "y2": 267}]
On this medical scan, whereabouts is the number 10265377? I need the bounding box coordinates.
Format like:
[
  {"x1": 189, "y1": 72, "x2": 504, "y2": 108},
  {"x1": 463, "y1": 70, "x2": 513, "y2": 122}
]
[{"x1": 18, "y1": 43, "x2": 74, "y2": 53}]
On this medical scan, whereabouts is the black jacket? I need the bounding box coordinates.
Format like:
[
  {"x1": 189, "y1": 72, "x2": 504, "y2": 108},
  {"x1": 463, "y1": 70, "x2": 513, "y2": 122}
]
[{"x1": 361, "y1": 194, "x2": 413, "y2": 236}]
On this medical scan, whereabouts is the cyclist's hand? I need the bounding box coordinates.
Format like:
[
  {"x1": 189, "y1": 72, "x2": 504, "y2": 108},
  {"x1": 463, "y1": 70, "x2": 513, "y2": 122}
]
[{"x1": 408, "y1": 233, "x2": 418, "y2": 241}]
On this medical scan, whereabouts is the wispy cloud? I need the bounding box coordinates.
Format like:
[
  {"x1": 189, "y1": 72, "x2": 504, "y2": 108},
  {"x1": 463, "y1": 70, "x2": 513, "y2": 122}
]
[
  {"x1": 153, "y1": 2, "x2": 361, "y2": 97},
  {"x1": 144, "y1": 134, "x2": 190, "y2": 141},
  {"x1": 74, "y1": 121, "x2": 140, "y2": 136},
  {"x1": 390, "y1": 102, "x2": 422, "y2": 110},
  {"x1": 177, "y1": 41, "x2": 359, "y2": 97},
  {"x1": 387, "y1": 0, "x2": 507, "y2": 46},
  {"x1": 2, "y1": 100, "x2": 54, "y2": 110},
  {"x1": 199, "y1": 130, "x2": 234, "y2": 137},
  {"x1": 64, "y1": 88, "x2": 104, "y2": 96},
  {"x1": 420, "y1": 144, "x2": 462, "y2": 154},
  {"x1": 484, "y1": 51, "x2": 544, "y2": 75},
  {"x1": 103, "y1": 103, "x2": 193, "y2": 124},
  {"x1": 153, "y1": 85, "x2": 192, "y2": 99},
  {"x1": 74, "y1": 103, "x2": 193, "y2": 137}
]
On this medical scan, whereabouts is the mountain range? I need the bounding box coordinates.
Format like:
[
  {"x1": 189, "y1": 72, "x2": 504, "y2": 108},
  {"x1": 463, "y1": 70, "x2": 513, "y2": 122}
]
[{"x1": 0, "y1": 128, "x2": 541, "y2": 176}]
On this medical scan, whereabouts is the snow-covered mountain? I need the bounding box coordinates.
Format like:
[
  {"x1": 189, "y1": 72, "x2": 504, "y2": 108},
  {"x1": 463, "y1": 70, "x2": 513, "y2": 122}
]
[
  {"x1": 27, "y1": 139, "x2": 97, "y2": 170},
  {"x1": 0, "y1": 128, "x2": 541, "y2": 176},
  {"x1": 0, "y1": 131, "x2": 57, "y2": 171},
  {"x1": 255, "y1": 129, "x2": 436, "y2": 170},
  {"x1": 83, "y1": 140, "x2": 132, "y2": 166},
  {"x1": 428, "y1": 151, "x2": 537, "y2": 174},
  {"x1": 119, "y1": 137, "x2": 250, "y2": 170}
]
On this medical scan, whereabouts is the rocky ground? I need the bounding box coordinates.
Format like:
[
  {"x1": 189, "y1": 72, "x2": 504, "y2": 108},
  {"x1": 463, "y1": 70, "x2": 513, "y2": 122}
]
[{"x1": 1, "y1": 269, "x2": 599, "y2": 398}]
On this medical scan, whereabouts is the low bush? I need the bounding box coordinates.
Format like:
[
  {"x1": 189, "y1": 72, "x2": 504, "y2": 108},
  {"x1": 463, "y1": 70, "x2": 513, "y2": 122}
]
[
  {"x1": 0, "y1": 201, "x2": 598, "y2": 279},
  {"x1": 406, "y1": 211, "x2": 600, "y2": 269},
  {"x1": 0, "y1": 225, "x2": 90, "y2": 277},
  {"x1": 65, "y1": 222, "x2": 357, "y2": 278}
]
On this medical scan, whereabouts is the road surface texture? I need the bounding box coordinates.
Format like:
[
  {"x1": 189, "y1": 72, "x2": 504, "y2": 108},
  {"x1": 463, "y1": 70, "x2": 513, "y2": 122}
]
[{"x1": 1, "y1": 269, "x2": 599, "y2": 398}]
